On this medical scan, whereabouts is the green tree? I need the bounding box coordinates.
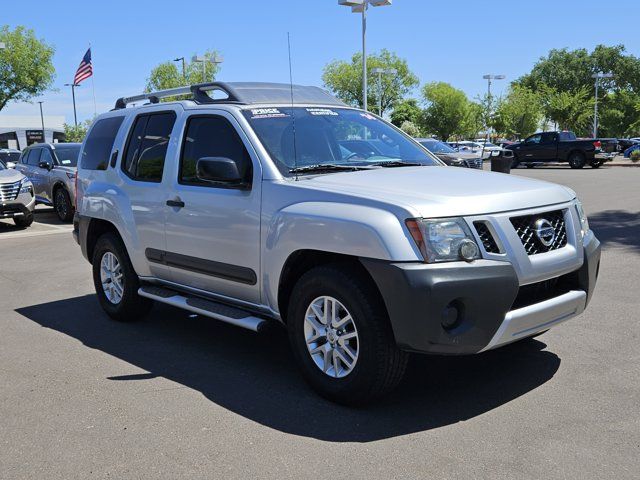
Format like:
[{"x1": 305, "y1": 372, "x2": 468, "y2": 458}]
[
  {"x1": 63, "y1": 119, "x2": 92, "y2": 142},
  {"x1": 399, "y1": 120, "x2": 422, "y2": 138},
  {"x1": 322, "y1": 49, "x2": 419, "y2": 115},
  {"x1": 493, "y1": 86, "x2": 542, "y2": 139},
  {"x1": 459, "y1": 101, "x2": 484, "y2": 140},
  {"x1": 598, "y1": 90, "x2": 640, "y2": 137},
  {"x1": 541, "y1": 86, "x2": 594, "y2": 134},
  {"x1": 145, "y1": 50, "x2": 222, "y2": 94},
  {"x1": 0, "y1": 25, "x2": 55, "y2": 111},
  {"x1": 390, "y1": 98, "x2": 422, "y2": 128},
  {"x1": 421, "y1": 82, "x2": 470, "y2": 141}
]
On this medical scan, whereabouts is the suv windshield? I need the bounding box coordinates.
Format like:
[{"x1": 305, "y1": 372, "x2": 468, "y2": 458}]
[
  {"x1": 53, "y1": 145, "x2": 81, "y2": 166},
  {"x1": 243, "y1": 107, "x2": 439, "y2": 175},
  {"x1": 419, "y1": 140, "x2": 456, "y2": 154}
]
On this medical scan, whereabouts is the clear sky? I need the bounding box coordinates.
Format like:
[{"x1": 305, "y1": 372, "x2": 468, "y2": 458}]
[{"x1": 2, "y1": 0, "x2": 639, "y2": 124}]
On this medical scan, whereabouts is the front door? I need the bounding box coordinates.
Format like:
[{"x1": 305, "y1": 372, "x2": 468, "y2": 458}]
[{"x1": 164, "y1": 111, "x2": 262, "y2": 304}]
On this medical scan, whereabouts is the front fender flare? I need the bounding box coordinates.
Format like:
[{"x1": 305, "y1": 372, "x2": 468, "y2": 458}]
[{"x1": 263, "y1": 202, "x2": 420, "y2": 314}]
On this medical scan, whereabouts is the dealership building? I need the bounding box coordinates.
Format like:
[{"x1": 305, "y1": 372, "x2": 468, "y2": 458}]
[{"x1": 0, "y1": 115, "x2": 66, "y2": 150}]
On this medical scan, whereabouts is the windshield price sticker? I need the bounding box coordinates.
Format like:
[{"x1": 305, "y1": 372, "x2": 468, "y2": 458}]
[
  {"x1": 360, "y1": 113, "x2": 377, "y2": 121},
  {"x1": 306, "y1": 108, "x2": 338, "y2": 116},
  {"x1": 250, "y1": 108, "x2": 289, "y2": 119}
]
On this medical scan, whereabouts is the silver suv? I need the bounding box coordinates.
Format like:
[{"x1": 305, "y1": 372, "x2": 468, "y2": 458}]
[
  {"x1": 74, "y1": 82, "x2": 601, "y2": 405},
  {"x1": 16, "y1": 143, "x2": 81, "y2": 222},
  {"x1": 0, "y1": 159, "x2": 35, "y2": 227}
]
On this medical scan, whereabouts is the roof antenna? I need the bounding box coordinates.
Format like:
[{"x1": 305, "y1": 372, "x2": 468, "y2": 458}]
[{"x1": 287, "y1": 32, "x2": 299, "y2": 180}]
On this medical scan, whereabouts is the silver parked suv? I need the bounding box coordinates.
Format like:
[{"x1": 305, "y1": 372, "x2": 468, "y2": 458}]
[
  {"x1": 74, "y1": 82, "x2": 601, "y2": 405},
  {"x1": 16, "y1": 143, "x2": 81, "y2": 222},
  {"x1": 0, "y1": 159, "x2": 35, "y2": 227}
]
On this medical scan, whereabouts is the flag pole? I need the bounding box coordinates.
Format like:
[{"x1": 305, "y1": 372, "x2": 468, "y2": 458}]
[{"x1": 89, "y1": 43, "x2": 97, "y2": 117}]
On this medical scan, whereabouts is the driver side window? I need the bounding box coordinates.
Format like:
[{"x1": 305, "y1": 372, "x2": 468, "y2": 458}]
[
  {"x1": 526, "y1": 134, "x2": 542, "y2": 144},
  {"x1": 40, "y1": 149, "x2": 55, "y2": 166}
]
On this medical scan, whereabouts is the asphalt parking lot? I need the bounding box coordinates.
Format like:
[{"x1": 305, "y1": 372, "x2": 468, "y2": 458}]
[{"x1": 1, "y1": 166, "x2": 639, "y2": 479}]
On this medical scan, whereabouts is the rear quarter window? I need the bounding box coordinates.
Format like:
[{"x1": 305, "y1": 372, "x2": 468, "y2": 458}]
[{"x1": 81, "y1": 116, "x2": 125, "y2": 170}]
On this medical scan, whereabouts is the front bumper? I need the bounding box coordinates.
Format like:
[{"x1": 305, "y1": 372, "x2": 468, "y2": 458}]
[
  {"x1": 361, "y1": 234, "x2": 601, "y2": 355},
  {"x1": 0, "y1": 192, "x2": 35, "y2": 219}
]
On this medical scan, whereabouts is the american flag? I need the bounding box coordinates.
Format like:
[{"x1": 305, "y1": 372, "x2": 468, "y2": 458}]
[{"x1": 74, "y1": 48, "x2": 93, "y2": 84}]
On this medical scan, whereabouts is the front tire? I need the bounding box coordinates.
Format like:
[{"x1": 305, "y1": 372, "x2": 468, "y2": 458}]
[
  {"x1": 287, "y1": 264, "x2": 408, "y2": 405},
  {"x1": 13, "y1": 213, "x2": 34, "y2": 228},
  {"x1": 54, "y1": 188, "x2": 74, "y2": 222},
  {"x1": 92, "y1": 232, "x2": 152, "y2": 321}
]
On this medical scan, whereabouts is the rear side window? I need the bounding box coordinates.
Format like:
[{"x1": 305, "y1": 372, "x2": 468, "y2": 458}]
[
  {"x1": 179, "y1": 116, "x2": 252, "y2": 186},
  {"x1": 26, "y1": 149, "x2": 42, "y2": 166},
  {"x1": 81, "y1": 116, "x2": 125, "y2": 170},
  {"x1": 122, "y1": 112, "x2": 176, "y2": 182}
]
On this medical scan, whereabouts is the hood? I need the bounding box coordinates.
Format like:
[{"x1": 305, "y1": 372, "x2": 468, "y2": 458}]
[
  {"x1": 0, "y1": 167, "x2": 25, "y2": 184},
  {"x1": 302, "y1": 166, "x2": 575, "y2": 217}
]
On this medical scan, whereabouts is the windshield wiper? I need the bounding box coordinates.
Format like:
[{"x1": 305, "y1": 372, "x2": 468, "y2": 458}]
[
  {"x1": 289, "y1": 164, "x2": 365, "y2": 174},
  {"x1": 368, "y1": 160, "x2": 424, "y2": 167}
]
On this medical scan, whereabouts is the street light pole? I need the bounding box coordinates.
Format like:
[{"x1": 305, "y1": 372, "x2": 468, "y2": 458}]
[
  {"x1": 192, "y1": 54, "x2": 224, "y2": 83},
  {"x1": 65, "y1": 83, "x2": 81, "y2": 127},
  {"x1": 481, "y1": 74, "x2": 505, "y2": 157},
  {"x1": 38, "y1": 101, "x2": 45, "y2": 142},
  {"x1": 339, "y1": 1, "x2": 392, "y2": 112},
  {"x1": 173, "y1": 57, "x2": 186, "y2": 83},
  {"x1": 372, "y1": 67, "x2": 397, "y2": 116},
  {"x1": 592, "y1": 72, "x2": 613, "y2": 138}
]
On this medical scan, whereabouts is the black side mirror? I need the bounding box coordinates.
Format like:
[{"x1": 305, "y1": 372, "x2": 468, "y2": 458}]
[
  {"x1": 196, "y1": 157, "x2": 245, "y2": 186},
  {"x1": 38, "y1": 160, "x2": 52, "y2": 170}
]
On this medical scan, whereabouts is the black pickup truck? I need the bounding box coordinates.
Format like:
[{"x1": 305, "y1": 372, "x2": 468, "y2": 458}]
[{"x1": 506, "y1": 131, "x2": 604, "y2": 169}]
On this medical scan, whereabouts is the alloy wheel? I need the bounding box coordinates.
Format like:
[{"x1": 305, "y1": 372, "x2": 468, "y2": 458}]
[
  {"x1": 303, "y1": 296, "x2": 359, "y2": 378},
  {"x1": 100, "y1": 251, "x2": 124, "y2": 304}
]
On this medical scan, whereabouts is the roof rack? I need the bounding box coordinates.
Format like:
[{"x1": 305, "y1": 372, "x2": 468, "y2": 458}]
[
  {"x1": 114, "y1": 82, "x2": 242, "y2": 109},
  {"x1": 113, "y1": 81, "x2": 345, "y2": 110}
]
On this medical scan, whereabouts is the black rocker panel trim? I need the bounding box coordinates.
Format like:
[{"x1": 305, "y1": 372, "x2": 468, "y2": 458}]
[{"x1": 145, "y1": 248, "x2": 257, "y2": 285}]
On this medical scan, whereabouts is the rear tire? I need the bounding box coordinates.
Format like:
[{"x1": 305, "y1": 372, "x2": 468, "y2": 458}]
[
  {"x1": 568, "y1": 152, "x2": 586, "y2": 169},
  {"x1": 92, "y1": 232, "x2": 152, "y2": 322},
  {"x1": 287, "y1": 264, "x2": 408, "y2": 406},
  {"x1": 54, "y1": 188, "x2": 74, "y2": 222},
  {"x1": 13, "y1": 213, "x2": 34, "y2": 228}
]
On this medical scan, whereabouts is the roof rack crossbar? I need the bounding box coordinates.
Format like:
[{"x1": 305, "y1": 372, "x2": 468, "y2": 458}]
[{"x1": 114, "y1": 82, "x2": 242, "y2": 109}]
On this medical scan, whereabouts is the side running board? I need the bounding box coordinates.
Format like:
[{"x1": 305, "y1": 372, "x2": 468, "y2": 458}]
[{"x1": 138, "y1": 285, "x2": 267, "y2": 332}]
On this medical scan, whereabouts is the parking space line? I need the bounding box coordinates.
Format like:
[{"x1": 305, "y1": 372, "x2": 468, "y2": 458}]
[{"x1": 0, "y1": 228, "x2": 73, "y2": 240}]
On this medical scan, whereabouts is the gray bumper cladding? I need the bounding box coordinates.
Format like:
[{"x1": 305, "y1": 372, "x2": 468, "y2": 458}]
[{"x1": 361, "y1": 237, "x2": 601, "y2": 355}]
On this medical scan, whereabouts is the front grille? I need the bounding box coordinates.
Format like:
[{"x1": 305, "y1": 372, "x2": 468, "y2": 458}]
[
  {"x1": 511, "y1": 270, "x2": 580, "y2": 310},
  {"x1": 0, "y1": 180, "x2": 21, "y2": 202},
  {"x1": 510, "y1": 209, "x2": 567, "y2": 255},
  {"x1": 474, "y1": 221, "x2": 500, "y2": 253},
  {"x1": 464, "y1": 158, "x2": 483, "y2": 169}
]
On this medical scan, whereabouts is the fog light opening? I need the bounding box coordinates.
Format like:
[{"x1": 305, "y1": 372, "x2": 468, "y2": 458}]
[{"x1": 441, "y1": 300, "x2": 464, "y2": 331}]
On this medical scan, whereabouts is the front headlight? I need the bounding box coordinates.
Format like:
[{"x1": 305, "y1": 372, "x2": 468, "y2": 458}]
[
  {"x1": 575, "y1": 200, "x2": 590, "y2": 238},
  {"x1": 406, "y1": 217, "x2": 480, "y2": 263},
  {"x1": 19, "y1": 179, "x2": 33, "y2": 195}
]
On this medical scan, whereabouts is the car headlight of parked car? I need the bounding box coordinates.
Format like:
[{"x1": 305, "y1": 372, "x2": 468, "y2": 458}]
[
  {"x1": 19, "y1": 179, "x2": 34, "y2": 196},
  {"x1": 575, "y1": 199, "x2": 590, "y2": 239},
  {"x1": 406, "y1": 217, "x2": 480, "y2": 263}
]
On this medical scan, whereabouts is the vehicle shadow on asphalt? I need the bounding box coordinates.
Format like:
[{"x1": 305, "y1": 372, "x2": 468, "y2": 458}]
[
  {"x1": 588, "y1": 210, "x2": 640, "y2": 254},
  {"x1": 16, "y1": 295, "x2": 560, "y2": 442}
]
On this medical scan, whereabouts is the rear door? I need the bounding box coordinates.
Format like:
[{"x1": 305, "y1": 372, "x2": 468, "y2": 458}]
[
  {"x1": 163, "y1": 111, "x2": 262, "y2": 304},
  {"x1": 536, "y1": 132, "x2": 559, "y2": 162},
  {"x1": 119, "y1": 109, "x2": 179, "y2": 281}
]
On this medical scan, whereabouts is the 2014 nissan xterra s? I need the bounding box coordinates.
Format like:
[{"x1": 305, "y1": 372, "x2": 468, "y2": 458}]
[{"x1": 74, "y1": 82, "x2": 601, "y2": 405}]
